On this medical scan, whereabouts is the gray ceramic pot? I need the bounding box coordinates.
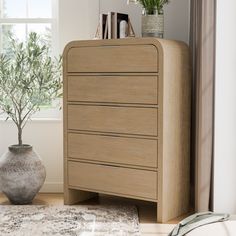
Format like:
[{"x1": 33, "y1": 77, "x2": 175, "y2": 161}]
[{"x1": 0, "y1": 145, "x2": 46, "y2": 204}]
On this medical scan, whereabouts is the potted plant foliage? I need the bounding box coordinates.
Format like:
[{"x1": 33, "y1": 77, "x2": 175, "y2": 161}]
[
  {"x1": 0, "y1": 32, "x2": 62, "y2": 204},
  {"x1": 128, "y1": 0, "x2": 170, "y2": 38}
]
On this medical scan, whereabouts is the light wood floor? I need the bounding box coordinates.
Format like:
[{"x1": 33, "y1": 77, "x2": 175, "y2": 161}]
[{"x1": 0, "y1": 193, "x2": 191, "y2": 235}]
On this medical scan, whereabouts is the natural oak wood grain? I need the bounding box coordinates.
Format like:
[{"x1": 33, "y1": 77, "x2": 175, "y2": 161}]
[
  {"x1": 63, "y1": 38, "x2": 191, "y2": 223},
  {"x1": 67, "y1": 130, "x2": 158, "y2": 140},
  {"x1": 68, "y1": 132, "x2": 158, "y2": 168},
  {"x1": 68, "y1": 161, "x2": 158, "y2": 200},
  {"x1": 68, "y1": 105, "x2": 158, "y2": 136},
  {"x1": 67, "y1": 75, "x2": 158, "y2": 104},
  {"x1": 156, "y1": 40, "x2": 191, "y2": 222},
  {"x1": 67, "y1": 45, "x2": 159, "y2": 73},
  {"x1": 68, "y1": 102, "x2": 158, "y2": 109}
]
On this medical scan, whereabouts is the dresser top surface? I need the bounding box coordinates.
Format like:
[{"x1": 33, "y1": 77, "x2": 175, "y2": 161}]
[{"x1": 63, "y1": 37, "x2": 188, "y2": 56}]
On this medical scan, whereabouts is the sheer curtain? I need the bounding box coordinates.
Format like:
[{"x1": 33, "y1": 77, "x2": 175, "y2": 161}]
[{"x1": 190, "y1": 0, "x2": 216, "y2": 211}]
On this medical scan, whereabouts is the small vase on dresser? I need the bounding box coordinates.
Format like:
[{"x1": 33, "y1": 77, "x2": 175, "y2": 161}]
[
  {"x1": 142, "y1": 8, "x2": 164, "y2": 38},
  {"x1": 127, "y1": 0, "x2": 169, "y2": 38}
]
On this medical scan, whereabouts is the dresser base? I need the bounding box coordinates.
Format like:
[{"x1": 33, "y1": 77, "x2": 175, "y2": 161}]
[
  {"x1": 64, "y1": 187, "x2": 181, "y2": 223},
  {"x1": 64, "y1": 188, "x2": 98, "y2": 205}
]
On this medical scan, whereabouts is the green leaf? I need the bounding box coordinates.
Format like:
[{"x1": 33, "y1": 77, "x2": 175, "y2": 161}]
[
  {"x1": 138, "y1": 0, "x2": 169, "y2": 13},
  {"x1": 0, "y1": 32, "x2": 62, "y2": 142}
]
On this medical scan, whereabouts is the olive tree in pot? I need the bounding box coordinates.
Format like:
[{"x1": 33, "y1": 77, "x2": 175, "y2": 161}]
[{"x1": 0, "y1": 32, "x2": 62, "y2": 204}]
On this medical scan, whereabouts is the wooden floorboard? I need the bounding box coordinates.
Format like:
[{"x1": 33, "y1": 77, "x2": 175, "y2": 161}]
[{"x1": 0, "y1": 193, "x2": 189, "y2": 235}]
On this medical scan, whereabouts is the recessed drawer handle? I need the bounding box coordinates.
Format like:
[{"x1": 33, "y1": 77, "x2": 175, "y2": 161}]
[{"x1": 96, "y1": 163, "x2": 120, "y2": 169}]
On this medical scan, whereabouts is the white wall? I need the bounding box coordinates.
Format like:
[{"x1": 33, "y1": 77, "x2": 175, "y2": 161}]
[
  {"x1": 164, "y1": 0, "x2": 190, "y2": 44},
  {"x1": 58, "y1": 0, "x2": 191, "y2": 50},
  {"x1": 214, "y1": 0, "x2": 236, "y2": 213},
  {"x1": 100, "y1": 0, "x2": 190, "y2": 44},
  {"x1": 58, "y1": 0, "x2": 99, "y2": 52}
]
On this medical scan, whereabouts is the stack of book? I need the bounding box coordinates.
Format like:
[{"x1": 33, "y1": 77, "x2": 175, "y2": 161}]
[{"x1": 95, "y1": 12, "x2": 135, "y2": 39}]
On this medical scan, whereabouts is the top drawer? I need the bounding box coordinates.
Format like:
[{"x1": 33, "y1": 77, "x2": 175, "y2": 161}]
[{"x1": 67, "y1": 45, "x2": 158, "y2": 73}]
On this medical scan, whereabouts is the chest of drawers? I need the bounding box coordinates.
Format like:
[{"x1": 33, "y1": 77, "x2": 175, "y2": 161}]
[{"x1": 63, "y1": 38, "x2": 191, "y2": 222}]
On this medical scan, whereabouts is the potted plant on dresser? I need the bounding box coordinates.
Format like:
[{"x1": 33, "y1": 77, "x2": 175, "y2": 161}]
[
  {"x1": 128, "y1": 0, "x2": 170, "y2": 38},
  {"x1": 0, "y1": 32, "x2": 62, "y2": 204}
]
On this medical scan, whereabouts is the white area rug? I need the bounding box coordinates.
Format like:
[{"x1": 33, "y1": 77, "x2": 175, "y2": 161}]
[{"x1": 0, "y1": 205, "x2": 140, "y2": 236}]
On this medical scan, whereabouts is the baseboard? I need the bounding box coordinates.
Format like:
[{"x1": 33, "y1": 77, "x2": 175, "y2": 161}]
[{"x1": 40, "y1": 182, "x2": 63, "y2": 193}]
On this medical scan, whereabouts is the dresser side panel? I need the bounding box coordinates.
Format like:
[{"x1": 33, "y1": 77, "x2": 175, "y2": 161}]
[{"x1": 158, "y1": 40, "x2": 191, "y2": 222}]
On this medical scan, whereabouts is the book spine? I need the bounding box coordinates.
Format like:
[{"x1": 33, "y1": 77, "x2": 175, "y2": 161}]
[
  {"x1": 108, "y1": 12, "x2": 112, "y2": 39},
  {"x1": 99, "y1": 14, "x2": 103, "y2": 39},
  {"x1": 112, "y1": 12, "x2": 117, "y2": 39}
]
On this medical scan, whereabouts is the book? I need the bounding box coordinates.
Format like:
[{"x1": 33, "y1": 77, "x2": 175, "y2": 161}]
[
  {"x1": 117, "y1": 13, "x2": 129, "y2": 38},
  {"x1": 104, "y1": 18, "x2": 108, "y2": 39},
  {"x1": 108, "y1": 12, "x2": 116, "y2": 39},
  {"x1": 108, "y1": 12, "x2": 129, "y2": 39},
  {"x1": 99, "y1": 13, "x2": 108, "y2": 39}
]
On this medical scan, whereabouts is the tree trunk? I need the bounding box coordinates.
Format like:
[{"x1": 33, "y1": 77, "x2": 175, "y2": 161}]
[{"x1": 18, "y1": 126, "x2": 23, "y2": 146}]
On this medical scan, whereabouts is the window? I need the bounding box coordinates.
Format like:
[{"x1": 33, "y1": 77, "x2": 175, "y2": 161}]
[{"x1": 0, "y1": 0, "x2": 60, "y2": 119}]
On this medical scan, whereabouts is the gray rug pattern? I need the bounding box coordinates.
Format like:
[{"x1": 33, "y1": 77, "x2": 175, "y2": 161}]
[{"x1": 0, "y1": 205, "x2": 140, "y2": 236}]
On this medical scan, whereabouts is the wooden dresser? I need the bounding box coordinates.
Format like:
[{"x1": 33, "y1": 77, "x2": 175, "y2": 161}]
[{"x1": 63, "y1": 38, "x2": 191, "y2": 223}]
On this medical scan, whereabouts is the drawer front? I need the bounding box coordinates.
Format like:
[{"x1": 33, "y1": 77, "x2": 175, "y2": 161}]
[
  {"x1": 68, "y1": 161, "x2": 157, "y2": 200},
  {"x1": 67, "y1": 76, "x2": 158, "y2": 104},
  {"x1": 68, "y1": 133, "x2": 158, "y2": 168},
  {"x1": 68, "y1": 105, "x2": 158, "y2": 136},
  {"x1": 67, "y1": 45, "x2": 158, "y2": 73}
]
